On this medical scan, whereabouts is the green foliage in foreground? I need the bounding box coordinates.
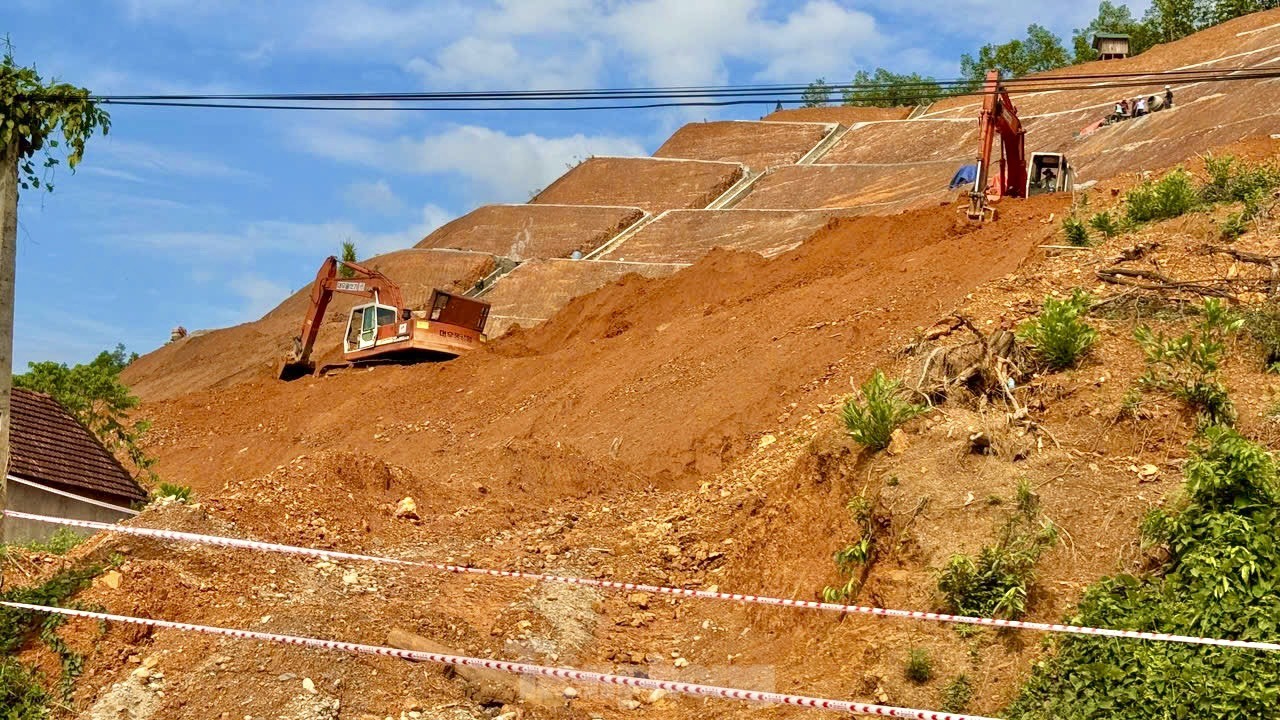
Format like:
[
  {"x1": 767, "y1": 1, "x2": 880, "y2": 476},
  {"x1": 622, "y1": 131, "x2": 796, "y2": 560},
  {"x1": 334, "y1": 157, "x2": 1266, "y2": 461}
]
[
  {"x1": 1124, "y1": 169, "x2": 1200, "y2": 224},
  {"x1": 1007, "y1": 428, "x2": 1280, "y2": 719},
  {"x1": 841, "y1": 370, "x2": 926, "y2": 450},
  {"x1": 1018, "y1": 290, "x2": 1098, "y2": 370}
]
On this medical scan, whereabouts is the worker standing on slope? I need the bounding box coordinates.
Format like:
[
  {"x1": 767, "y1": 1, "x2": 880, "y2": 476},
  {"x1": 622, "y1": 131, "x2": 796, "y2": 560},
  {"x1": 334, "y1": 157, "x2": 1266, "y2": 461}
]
[
  {"x1": 1165, "y1": 85, "x2": 1174, "y2": 108},
  {"x1": 1135, "y1": 96, "x2": 1148, "y2": 117}
]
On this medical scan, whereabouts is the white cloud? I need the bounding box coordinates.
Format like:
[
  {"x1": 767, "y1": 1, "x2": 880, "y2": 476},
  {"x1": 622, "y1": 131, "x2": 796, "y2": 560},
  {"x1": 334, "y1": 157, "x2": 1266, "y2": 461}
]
[
  {"x1": 295, "y1": 0, "x2": 472, "y2": 50},
  {"x1": 231, "y1": 274, "x2": 292, "y2": 318},
  {"x1": 405, "y1": 37, "x2": 602, "y2": 90},
  {"x1": 95, "y1": 138, "x2": 259, "y2": 181},
  {"x1": 291, "y1": 123, "x2": 644, "y2": 203},
  {"x1": 343, "y1": 179, "x2": 406, "y2": 215},
  {"x1": 756, "y1": 1, "x2": 883, "y2": 81}
]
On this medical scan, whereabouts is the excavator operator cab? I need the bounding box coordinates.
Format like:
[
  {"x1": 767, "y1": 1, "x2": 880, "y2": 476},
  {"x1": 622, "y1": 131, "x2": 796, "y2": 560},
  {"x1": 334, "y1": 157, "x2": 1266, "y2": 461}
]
[
  {"x1": 1026, "y1": 153, "x2": 1072, "y2": 197},
  {"x1": 345, "y1": 303, "x2": 403, "y2": 352}
]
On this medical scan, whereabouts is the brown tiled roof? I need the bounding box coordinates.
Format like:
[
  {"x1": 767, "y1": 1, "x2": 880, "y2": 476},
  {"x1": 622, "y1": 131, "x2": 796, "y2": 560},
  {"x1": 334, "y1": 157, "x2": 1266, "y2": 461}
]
[{"x1": 8, "y1": 388, "x2": 147, "y2": 504}]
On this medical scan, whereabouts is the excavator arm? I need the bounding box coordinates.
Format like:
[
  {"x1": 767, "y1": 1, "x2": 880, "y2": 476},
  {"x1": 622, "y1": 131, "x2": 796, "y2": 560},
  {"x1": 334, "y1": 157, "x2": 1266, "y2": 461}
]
[
  {"x1": 968, "y1": 70, "x2": 1028, "y2": 221},
  {"x1": 277, "y1": 256, "x2": 406, "y2": 380}
]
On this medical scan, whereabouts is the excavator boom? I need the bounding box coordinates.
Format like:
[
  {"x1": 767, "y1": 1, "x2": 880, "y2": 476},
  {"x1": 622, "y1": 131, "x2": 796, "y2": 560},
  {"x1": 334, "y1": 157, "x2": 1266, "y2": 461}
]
[{"x1": 967, "y1": 70, "x2": 1028, "y2": 221}]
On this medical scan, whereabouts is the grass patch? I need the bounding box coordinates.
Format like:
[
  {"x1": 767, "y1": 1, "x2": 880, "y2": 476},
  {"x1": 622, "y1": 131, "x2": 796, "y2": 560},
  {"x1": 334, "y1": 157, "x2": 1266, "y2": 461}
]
[
  {"x1": 1017, "y1": 290, "x2": 1098, "y2": 370},
  {"x1": 841, "y1": 370, "x2": 926, "y2": 450},
  {"x1": 1007, "y1": 428, "x2": 1280, "y2": 719},
  {"x1": 941, "y1": 675, "x2": 974, "y2": 714},
  {"x1": 1088, "y1": 211, "x2": 1122, "y2": 239},
  {"x1": 905, "y1": 648, "x2": 933, "y2": 684},
  {"x1": 0, "y1": 563, "x2": 102, "y2": 711}
]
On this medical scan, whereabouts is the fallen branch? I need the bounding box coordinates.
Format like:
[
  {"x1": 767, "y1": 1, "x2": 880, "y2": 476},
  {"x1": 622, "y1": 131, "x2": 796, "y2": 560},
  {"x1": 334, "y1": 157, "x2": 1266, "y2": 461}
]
[
  {"x1": 1095, "y1": 267, "x2": 1235, "y2": 299},
  {"x1": 1206, "y1": 245, "x2": 1280, "y2": 296}
]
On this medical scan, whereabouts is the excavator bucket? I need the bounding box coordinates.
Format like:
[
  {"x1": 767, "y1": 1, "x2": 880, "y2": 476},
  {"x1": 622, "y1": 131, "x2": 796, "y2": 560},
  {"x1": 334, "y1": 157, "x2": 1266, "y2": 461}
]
[{"x1": 276, "y1": 357, "x2": 315, "y2": 381}]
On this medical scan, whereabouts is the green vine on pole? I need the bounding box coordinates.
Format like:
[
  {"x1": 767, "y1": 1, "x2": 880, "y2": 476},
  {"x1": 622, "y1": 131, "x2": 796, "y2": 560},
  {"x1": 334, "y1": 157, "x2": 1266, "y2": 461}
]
[{"x1": 1, "y1": 43, "x2": 111, "y2": 192}]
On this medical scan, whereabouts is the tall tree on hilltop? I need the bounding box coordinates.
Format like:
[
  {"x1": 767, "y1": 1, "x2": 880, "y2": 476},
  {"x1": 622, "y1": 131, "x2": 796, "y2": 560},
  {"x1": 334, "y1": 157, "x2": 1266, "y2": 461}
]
[
  {"x1": 0, "y1": 48, "x2": 110, "y2": 537},
  {"x1": 842, "y1": 68, "x2": 947, "y2": 107},
  {"x1": 801, "y1": 78, "x2": 832, "y2": 107},
  {"x1": 1071, "y1": 1, "x2": 1153, "y2": 61},
  {"x1": 960, "y1": 24, "x2": 1070, "y2": 84},
  {"x1": 1143, "y1": 0, "x2": 1209, "y2": 44}
]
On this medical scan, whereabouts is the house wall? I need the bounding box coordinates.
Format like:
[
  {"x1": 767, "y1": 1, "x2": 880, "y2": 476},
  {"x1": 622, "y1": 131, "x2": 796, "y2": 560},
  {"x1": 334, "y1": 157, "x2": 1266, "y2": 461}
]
[
  {"x1": 3, "y1": 480, "x2": 133, "y2": 544},
  {"x1": 1098, "y1": 39, "x2": 1129, "y2": 57}
]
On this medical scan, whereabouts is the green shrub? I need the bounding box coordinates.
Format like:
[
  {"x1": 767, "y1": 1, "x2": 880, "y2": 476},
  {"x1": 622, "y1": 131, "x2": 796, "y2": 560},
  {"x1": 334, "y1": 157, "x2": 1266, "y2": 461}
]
[
  {"x1": 155, "y1": 482, "x2": 193, "y2": 502},
  {"x1": 1006, "y1": 428, "x2": 1280, "y2": 719},
  {"x1": 1061, "y1": 216, "x2": 1090, "y2": 247},
  {"x1": 1134, "y1": 298, "x2": 1242, "y2": 427},
  {"x1": 1244, "y1": 302, "x2": 1280, "y2": 372},
  {"x1": 1200, "y1": 153, "x2": 1280, "y2": 204},
  {"x1": 822, "y1": 494, "x2": 881, "y2": 603},
  {"x1": 937, "y1": 519, "x2": 1057, "y2": 619},
  {"x1": 941, "y1": 675, "x2": 973, "y2": 714},
  {"x1": 0, "y1": 658, "x2": 50, "y2": 720},
  {"x1": 1017, "y1": 290, "x2": 1098, "y2": 370},
  {"x1": 1220, "y1": 210, "x2": 1249, "y2": 240},
  {"x1": 338, "y1": 240, "x2": 358, "y2": 279},
  {"x1": 1124, "y1": 169, "x2": 1199, "y2": 223},
  {"x1": 1088, "y1": 211, "x2": 1122, "y2": 239},
  {"x1": 841, "y1": 370, "x2": 926, "y2": 450},
  {"x1": 905, "y1": 648, "x2": 933, "y2": 683},
  {"x1": 22, "y1": 528, "x2": 84, "y2": 555}
]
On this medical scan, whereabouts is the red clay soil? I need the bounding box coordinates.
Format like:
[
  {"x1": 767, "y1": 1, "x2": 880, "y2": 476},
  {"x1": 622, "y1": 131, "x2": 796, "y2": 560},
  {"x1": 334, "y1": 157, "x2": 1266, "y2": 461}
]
[
  {"x1": 737, "y1": 163, "x2": 958, "y2": 211},
  {"x1": 416, "y1": 204, "x2": 645, "y2": 260},
  {"x1": 530, "y1": 157, "x2": 744, "y2": 213},
  {"x1": 482, "y1": 258, "x2": 681, "y2": 337},
  {"x1": 653, "y1": 120, "x2": 833, "y2": 170},
  {"x1": 131, "y1": 195, "x2": 1066, "y2": 509},
  {"x1": 598, "y1": 209, "x2": 861, "y2": 264},
  {"x1": 763, "y1": 106, "x2": 913, "y2": 123},
  {"x1": 820, "y1": 119, "x2": 976, "y2": 165},
  {"x1": 121, "y1": 248, "x2": 497, "y2": 401}
]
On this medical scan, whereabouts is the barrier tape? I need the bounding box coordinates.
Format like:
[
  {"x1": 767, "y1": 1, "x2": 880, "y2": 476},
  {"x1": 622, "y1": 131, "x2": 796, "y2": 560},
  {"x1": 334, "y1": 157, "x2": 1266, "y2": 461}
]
[
  {"x1": 10, "y1": 509, "x2": 1280, "y2": 653},
  {"x1": 0, "y1": 601, "x2": 998, "y2": 720}
]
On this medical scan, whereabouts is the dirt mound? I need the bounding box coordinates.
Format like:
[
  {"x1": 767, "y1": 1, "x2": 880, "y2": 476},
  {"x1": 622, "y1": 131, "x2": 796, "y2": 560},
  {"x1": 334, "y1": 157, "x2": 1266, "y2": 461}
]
[
  {"x1": 763, "y1": 106, "x2": 913, "y2": 123},
  {"x1": 653, "y1": 120, "x2": 833, "y2": 169},
  {"x1": 416, "y1": 204, "x2": 645, "y2": 260},
  {"x1": 123, "y1": 249, "x2": 496, "y2": 401},
  {"x1": 483, "y1": 258, "x2": 680, "y2": 337},
  {"x1": 530, "y1": 156, "x2": 744, "y2": 213}
]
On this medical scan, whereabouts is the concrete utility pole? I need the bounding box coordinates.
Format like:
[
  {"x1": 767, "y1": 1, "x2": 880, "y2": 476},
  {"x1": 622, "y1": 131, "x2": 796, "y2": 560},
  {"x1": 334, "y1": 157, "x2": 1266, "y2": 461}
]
[{"x1": 0, "y1": 139, "x2": 17, "y2": 543}]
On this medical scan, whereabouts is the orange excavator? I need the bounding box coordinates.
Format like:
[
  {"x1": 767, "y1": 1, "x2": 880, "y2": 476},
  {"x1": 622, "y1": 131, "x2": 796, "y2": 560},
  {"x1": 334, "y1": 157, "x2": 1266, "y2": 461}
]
[
  {"x1": 277, "y1": 256, "x2": 490, "y2": 380},
  {"x1": 966, "y1": 69, "x2": 1072, "y2": 221}
]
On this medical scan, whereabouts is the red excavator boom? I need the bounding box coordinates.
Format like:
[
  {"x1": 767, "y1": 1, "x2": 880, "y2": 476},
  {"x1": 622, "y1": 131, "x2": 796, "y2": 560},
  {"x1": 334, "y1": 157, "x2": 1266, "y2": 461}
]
[{"x1": 967, "y1": 70, "x2": 1028, "y2": 220}]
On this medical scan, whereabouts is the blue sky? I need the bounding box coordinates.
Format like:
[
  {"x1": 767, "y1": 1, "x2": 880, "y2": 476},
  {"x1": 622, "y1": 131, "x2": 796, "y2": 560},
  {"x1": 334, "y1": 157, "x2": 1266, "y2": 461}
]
[{"x1": 5, "y1": 0, "x2": 1149, "y2": 368}]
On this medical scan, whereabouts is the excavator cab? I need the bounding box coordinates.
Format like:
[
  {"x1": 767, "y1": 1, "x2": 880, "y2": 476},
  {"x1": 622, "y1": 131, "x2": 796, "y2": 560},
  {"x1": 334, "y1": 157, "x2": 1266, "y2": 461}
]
[
  {"x1": 1026, "y1": 153, "x2": 1072, "y2": 197},
  {"x1": 345, "y1": 303, "x2": 405, "y2": 352}
]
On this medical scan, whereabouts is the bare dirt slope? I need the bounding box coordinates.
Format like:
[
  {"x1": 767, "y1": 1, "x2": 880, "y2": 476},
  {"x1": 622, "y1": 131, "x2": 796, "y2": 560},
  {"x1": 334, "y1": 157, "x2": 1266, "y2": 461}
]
[
  {"x1": 653, "y1": 120, "x2": 833, "y2": 169},
  {"x1": 530, "y1": 157, "x2": 744, "y2": 213},
  {"x1": 416, "y1": 204, "x2": 645, "y2": 260}
]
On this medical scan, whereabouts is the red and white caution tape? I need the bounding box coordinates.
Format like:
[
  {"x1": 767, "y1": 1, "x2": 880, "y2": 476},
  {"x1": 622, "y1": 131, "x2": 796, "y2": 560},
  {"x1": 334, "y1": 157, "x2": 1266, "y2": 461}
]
[
  {"x1": 10, "y1": 509, "x2": 1279, "y2": 652},
  {"x1": 1, "y1": 601, "x2": 998, "y2": 720}
]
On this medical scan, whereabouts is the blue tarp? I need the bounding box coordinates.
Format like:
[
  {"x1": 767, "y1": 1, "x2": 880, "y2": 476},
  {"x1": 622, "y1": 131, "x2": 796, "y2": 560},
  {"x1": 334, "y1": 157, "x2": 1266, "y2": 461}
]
[{"x1": 949, "y1": 164, "x2": 978, "y2": 189}]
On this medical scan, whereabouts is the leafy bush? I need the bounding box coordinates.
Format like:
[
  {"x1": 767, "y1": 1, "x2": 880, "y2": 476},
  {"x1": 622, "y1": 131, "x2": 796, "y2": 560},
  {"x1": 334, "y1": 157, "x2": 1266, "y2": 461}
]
[
  {"x1": 1088, "y1": 211, "x2": 1122, "y2": 239},
  {"x1": 1219, "y1": 211, "x2": 1249, "y2": 240},
  {"x1": 0, "y1": 658, "x2": 50, "y2": 720},
  {"x1": 938, "y1": 501, "x2": 1057, "y2": 620},
  {"x1": 822, "y1": 494, "x2": 883, "y2": 603},
  {"x1": 155, "y1": 483, "x2": 193, "y2": 502},
  {"x1": 1007, "y1": 428, "x2": 1280, "y2": 719},
  {"x1": 22, "y1": 528, "x2": 84, "y2": 555},
  {"x1": 1017, "y1": 290, "x2": 1098, "y2": 370},
  {"x1": 1134, "y1": 298, "x2": 1242, "y2": 427},
  {"x1": 14, "y1": 345, "x2": 156, "y2": 482},
  {"x1": 1200, "y1": 153, "x2": 1280, "y2": 204},
  {"x1": 1244, "y1": 302, "x2": 1280, "y2": 372},
  {"x1": 1061, "y1": 216, "x2": 1089, "y2": 247},
  {"x1": 1124, "y1": 169, "x2": 1199, "y2": 224},
  {"x1": 841, "y1": 370, "x2": 926, "y2": 450},
  {"x1": 905, "y1": 648, "x2": 933, "y2": 683},
  {"x1": 941, "y1": 675, "x2": 973, "y2": 714},
  {"x1": 338, "y1": 240, "x2": 357, "y2": 279}
]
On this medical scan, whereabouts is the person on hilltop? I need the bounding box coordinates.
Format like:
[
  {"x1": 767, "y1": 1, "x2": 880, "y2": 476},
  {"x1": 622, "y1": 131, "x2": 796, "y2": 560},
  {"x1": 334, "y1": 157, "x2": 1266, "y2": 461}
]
[{"x1": 1165, "y1": 85, "x2": 1174, "y2": 109}]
